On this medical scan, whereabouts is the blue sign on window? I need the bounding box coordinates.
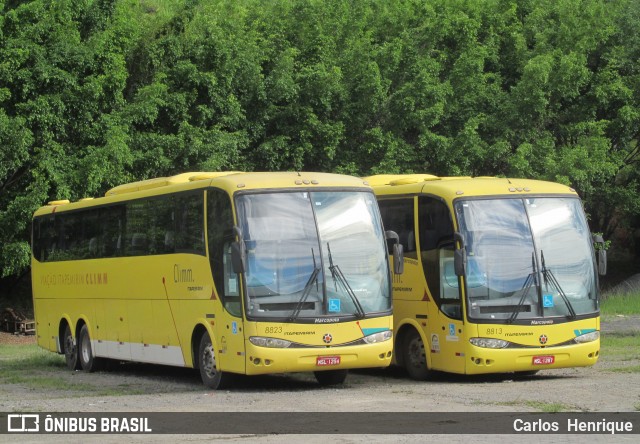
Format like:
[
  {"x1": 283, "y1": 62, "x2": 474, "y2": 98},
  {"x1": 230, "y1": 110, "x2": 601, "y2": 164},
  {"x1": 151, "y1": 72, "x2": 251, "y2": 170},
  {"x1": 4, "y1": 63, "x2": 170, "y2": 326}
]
[
  {"x1": 329, "y1": 299, "x2": 341, "y2": 312},
  {"x1": 543, "y1": 294, "x2": 554, "y2": 308}
]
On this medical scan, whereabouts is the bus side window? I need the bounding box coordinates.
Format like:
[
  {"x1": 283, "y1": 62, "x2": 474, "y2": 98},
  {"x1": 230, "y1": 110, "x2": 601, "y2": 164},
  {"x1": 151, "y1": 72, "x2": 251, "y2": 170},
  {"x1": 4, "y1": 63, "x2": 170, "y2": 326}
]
[
  {"x1": 377, "y1": 198, "x2": 417, "y2": 260},
  {"x1": 207, "y1": 188, "x2": 241, "y2": 317}
]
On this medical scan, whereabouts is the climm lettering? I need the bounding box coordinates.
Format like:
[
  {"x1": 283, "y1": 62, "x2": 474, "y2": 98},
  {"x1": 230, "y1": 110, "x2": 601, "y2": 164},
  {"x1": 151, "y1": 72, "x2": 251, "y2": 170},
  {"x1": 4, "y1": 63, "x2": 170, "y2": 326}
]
[
  {"x1": 174, "y1": 264, "x2": 194, "y2": 283},
  {"x1": 40, "y1": 273, "x2": 108, "y2": 286}
]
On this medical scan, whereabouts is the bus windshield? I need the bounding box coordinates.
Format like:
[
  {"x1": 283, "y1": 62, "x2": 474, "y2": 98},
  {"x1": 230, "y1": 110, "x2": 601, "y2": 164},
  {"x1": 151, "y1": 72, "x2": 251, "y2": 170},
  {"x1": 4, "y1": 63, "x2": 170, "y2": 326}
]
[
  {"x1": 454, "y1": 197, "x2": 598, "y2": 323},
  {"x1": 236, "y1": 191, "x2": 391, "y2": 321}
]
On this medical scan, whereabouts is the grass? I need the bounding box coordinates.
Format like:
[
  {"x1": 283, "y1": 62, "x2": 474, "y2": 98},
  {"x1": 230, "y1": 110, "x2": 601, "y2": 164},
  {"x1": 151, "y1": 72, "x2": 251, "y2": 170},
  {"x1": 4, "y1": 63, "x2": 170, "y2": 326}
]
[
  {"x1": 601, "y1": 291, "x2": 640, "y2": 316},
  {"x1": 0, "y1": 344, "x2": 149, "y2": 396},
  {"x1": 495, "y1": 400, "x2": 576, "y2": 412}
]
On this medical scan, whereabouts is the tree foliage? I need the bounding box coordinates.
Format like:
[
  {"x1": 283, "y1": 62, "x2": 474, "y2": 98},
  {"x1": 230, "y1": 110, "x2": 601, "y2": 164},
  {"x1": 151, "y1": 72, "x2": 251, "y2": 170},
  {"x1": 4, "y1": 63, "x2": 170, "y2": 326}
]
[{"x1": 1, "y1": 0, "x2": 640, "y2": 282}]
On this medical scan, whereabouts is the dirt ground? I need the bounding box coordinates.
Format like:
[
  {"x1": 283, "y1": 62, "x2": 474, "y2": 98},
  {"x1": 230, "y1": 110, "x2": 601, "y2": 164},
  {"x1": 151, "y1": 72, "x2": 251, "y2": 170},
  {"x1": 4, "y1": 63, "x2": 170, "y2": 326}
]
[
  {"x1": 1, "y1": 315, "x2": 639, "y2": 414},
  {"x1": 1, "y1": 317, "x2": 639, "y2": 443}
]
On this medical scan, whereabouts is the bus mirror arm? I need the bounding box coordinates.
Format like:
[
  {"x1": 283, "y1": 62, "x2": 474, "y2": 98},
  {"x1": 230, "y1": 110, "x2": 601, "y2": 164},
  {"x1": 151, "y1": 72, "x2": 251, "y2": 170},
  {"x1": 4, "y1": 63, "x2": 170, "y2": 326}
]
[
  {"x1": 453, "y1": 232, "x2": 466, "y2": 277},
  {"x1": 385, "y1": 230, "x2": 404, "y2": 275},
  {"x1": 593, "y1": 234, "x2": 607, "y2": 276},
  {"x1": 231, "y1": 226, "x2": 247, "y2": 274}
]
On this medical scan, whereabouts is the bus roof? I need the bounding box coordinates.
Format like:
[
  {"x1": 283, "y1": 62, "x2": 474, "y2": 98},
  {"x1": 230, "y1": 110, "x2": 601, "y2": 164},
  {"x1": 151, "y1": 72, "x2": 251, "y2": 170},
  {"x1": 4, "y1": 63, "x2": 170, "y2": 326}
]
[
  {"x1": 33, "y1": 172, "x2": 371, "y2": 217},
  {"x1": 363, "y1": 174, "x2": 578, "y2": 200}
]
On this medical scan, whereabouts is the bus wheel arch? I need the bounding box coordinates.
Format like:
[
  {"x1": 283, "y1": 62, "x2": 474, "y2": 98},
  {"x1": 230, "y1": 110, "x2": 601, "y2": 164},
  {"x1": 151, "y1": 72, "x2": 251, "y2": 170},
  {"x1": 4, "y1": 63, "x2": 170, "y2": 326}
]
[
  {"x1": 60, "y1": 318, "x2": 81, "y2": 371},
  {"x1": 399, "y1": 325, "x2": 432, "y2": 380},
  {"x1": 78, "y1": 322, "x2": 102, "y2": 372},
  {"x1": 191, "y1": 324, "x2": 209, "y2": 370},
  {"x1": 196, "y1": 329, "x2": 231, "y2": 390}
]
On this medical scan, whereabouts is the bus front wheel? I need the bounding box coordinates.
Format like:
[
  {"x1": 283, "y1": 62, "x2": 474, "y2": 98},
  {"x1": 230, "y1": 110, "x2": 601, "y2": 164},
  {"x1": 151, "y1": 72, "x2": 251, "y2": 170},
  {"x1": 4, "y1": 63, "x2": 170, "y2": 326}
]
[
  {"x1": 402, "y1": 329, "x2": 431, "y2": 380},
  {"x1": 314, "y1": 369, "x2": 348, "y2": 386},
  {"x1": 63, "y1": 324, "x2": 80, "y2": 371},
  {"x1": 78, "y1": 325, "x2": 103, "y2": 372},
  {"x1": 198, "y1": 332, "x2": 229, "y2": 390}
]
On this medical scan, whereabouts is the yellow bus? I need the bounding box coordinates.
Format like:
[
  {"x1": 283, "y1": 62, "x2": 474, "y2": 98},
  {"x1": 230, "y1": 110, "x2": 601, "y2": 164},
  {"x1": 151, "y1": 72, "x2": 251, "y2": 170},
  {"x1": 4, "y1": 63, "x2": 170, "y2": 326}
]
[
  {"x1": 364, "y1": 174, "x2": 606, "y2": 379},
  {"x1": 31, "y1": 172, "x2": 399, "y2": 388}
]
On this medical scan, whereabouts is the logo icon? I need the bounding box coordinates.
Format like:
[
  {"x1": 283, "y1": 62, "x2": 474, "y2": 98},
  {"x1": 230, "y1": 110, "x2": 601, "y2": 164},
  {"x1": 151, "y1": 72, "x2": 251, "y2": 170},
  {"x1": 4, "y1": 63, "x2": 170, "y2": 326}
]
[
  {"x1": 7, "y1": 414, "x2": 40, "y2": 432},
  {"x1": 322, "y1": 333, "x2": 333, "y2": 344},
  {"x1": 539, "y1": 334, "x2": 548, "y2": 345}
]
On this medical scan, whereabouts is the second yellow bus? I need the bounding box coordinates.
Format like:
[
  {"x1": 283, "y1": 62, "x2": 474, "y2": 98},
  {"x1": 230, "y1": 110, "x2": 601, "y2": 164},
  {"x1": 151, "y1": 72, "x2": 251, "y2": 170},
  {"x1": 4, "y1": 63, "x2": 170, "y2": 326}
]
[{"x1": 365, "y1": 174, "x2": 606, "y2": 378}]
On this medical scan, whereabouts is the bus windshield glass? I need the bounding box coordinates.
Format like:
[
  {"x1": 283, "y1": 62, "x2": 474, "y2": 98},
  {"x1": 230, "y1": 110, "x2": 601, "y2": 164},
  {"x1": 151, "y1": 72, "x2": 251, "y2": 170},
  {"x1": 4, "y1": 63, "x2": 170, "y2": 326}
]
[
  {"x1": 454, "y1": 197, "x2": 598, "y2": 322},
  {"x1": 235, "y1": 191, "x2": 391, "y2": 321}
]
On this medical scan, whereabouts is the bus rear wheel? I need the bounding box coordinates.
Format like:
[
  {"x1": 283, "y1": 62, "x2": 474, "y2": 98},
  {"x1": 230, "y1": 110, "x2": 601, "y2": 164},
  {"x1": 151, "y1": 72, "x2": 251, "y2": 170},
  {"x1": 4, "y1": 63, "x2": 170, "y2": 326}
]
[
  {"x1": 63, "y1": 324, "x2": 80, "y2": 371},
  {"x1": 78, "y1": 325, "x2": 103, "y2": 372},
  {"x1": 198, "y1": 332, "x2": 230, "y2": 390},
  {"x1": 402, "y1": 329, "x2": 431, "y2": 380},
  {"x1": 314, "y1": 369, "x2": 348, "y2": 386}
]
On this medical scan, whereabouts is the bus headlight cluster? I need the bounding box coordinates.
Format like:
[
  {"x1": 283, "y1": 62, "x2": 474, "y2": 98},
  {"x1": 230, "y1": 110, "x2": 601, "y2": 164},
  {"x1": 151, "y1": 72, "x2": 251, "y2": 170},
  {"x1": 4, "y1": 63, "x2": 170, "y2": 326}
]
[
  {"x1": 249, "y1": 337, "x2": 292, "y2": 348},
  {"x1": 362, "y1": 330, "x2": 393, "y2": 344},
  {"x1": 574, "y1": 331, "x2": 600, "y2": 343},
  {"x1": 469, "y1": 337, "x2": 510, "y2": 349}
]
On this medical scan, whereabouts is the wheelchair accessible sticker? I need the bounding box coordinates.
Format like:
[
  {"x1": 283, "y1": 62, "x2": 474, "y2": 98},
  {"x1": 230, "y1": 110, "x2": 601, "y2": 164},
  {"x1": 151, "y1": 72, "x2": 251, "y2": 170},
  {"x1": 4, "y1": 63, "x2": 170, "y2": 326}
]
[
  {"x1": 328, "y1": 299, "x2": 341, "y2": 312},
  {"x1": 543, "y1": 294, "x2": 554, "y2": 308}
]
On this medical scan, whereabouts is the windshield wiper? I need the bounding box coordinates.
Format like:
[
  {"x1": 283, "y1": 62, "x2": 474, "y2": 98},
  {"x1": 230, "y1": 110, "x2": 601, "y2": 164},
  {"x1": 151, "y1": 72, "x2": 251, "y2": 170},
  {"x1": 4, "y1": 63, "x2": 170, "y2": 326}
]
[
  {"x1": 288, "y1": 249, "x2": 321, "y2": 322},
  {"x1": 327, "y1": 243, "x2": 365, "y2": 319},
  {"x1": 541, "y1": 250, "x2": 577, "y2": 319},
  {"x1": 507, "y1": 252, "x2": 537, "y2": 324}
]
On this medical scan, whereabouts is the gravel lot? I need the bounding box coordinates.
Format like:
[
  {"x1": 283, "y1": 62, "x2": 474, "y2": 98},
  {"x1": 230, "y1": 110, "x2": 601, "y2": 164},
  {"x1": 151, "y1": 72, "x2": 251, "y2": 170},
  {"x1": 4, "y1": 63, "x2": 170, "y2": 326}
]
[
  {"x1": 1, "y1": 315, "x2": 638, "y2": 443},
  {"x1": 1, "y1": 315, "x2": 638, "y2": 412}
]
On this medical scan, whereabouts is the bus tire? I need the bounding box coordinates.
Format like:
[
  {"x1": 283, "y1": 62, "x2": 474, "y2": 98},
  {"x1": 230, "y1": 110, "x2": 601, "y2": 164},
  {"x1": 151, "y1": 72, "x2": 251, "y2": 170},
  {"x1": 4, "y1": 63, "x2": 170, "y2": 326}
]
[
  {"x1": 78, "y1": 324, "x2": 103, "y2": 372},
  {"x1": 198, "y1": 332, "x2": 229, "y2": 390},
  {"x1": 402, "y1": 329, "x2": 431, "y2": 380},
  {"x1": 63, "y1": 324, "x2": 80, "y2": 371},
  {"x1": 314, "y1": 369, "x2": 348, "y2": 386}
]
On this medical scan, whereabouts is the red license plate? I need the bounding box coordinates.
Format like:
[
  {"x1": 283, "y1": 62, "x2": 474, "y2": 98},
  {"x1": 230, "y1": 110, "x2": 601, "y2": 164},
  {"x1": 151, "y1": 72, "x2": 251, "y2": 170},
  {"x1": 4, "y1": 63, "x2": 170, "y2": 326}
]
[
  {"x1": 532, "y1": 355, "x2": 555, "y2": 365},
  {"x1": 316, "y1": 356, "x2": 341, "y2": 366}
]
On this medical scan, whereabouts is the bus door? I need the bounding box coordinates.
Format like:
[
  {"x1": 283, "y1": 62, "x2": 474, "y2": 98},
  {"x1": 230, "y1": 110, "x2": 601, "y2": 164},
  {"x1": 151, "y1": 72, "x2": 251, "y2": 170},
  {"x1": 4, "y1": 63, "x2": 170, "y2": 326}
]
[
  {"x1": 417, "y1": 196, "x2": 466, "y2": 374},
  {"x1": 207, "y1": 189, "x2": 246, "y2": 374}
]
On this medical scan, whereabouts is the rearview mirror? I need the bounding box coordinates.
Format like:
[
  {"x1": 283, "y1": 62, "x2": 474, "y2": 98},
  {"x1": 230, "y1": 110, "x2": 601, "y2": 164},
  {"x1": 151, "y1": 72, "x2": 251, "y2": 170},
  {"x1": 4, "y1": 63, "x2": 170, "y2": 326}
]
[
  {"x1": 231, "y1": 226, "x2": 247, "y2": 274},
  {"x1": 385, "y1": 230, "x2": 404, "y2": 275},
  {"x1": 453, "y1": 232, "x2": 466, "y2": 277},
  {"x1": 592, "y1": 234, "x2": 607, "y2": 276}
]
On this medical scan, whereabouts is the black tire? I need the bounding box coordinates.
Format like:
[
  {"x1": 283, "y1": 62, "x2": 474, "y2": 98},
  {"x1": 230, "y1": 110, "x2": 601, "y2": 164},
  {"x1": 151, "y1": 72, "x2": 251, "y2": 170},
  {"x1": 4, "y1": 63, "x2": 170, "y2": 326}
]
[
  {"x1": 63, "y1": 324, "x2": 80, "y2": 371},
  {"x1": 198, "y1": 332, "x2": 229, "y2": 389},
  {"x1": 402, "y1": 329, "x2": 431, "y2": 380},
  {"x1": 78, "y1": 324, "x2": 103, "y2": 372},
  {"x1": 314, "y1": 369, "x2": 348, "y2": 386}
]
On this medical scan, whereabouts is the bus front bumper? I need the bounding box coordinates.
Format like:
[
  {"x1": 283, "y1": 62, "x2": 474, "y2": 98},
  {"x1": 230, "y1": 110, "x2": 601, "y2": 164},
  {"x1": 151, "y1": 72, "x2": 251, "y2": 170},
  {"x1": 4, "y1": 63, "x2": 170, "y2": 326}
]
[
  {"x1": 464, "y1": 339, "x2": 600, "y2": 374},
  {"x1": 244, "y1": 341, "x2": 393, "y2": 375}
]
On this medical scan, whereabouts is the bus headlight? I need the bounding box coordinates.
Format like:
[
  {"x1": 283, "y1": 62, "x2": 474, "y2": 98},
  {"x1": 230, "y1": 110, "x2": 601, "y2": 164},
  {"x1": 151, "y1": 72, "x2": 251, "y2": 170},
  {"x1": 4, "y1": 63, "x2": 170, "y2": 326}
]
[
  {"x1": 574, "y1": 331, "x2": 600, "y2": 343},
  {"x1": 469, "y1": 337, "x2": 510, "y2": 349},
  {"x1": 249, "y1": 337, "x2": 292, "y2": 348},
  {"x1": 362, "y1": 330, "x2": 393, "y2": 344}
]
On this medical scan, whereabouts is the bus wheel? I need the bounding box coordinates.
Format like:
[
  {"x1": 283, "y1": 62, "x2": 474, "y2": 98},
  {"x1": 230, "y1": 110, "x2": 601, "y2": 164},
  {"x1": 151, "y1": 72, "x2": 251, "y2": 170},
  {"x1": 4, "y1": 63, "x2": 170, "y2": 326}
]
[
  {"x1": 198, "y1": 332, "x2": 229, "y2": 390},
  {"x1": 63, "y1": 324, "x2": 80, "y2": 371},
  {"x1": 402, "y1": 330, "x2": 431, "y2": 380},
  {"x1": 314, "y1": 369, "x2": 348, "y2": 386},
  {"x1": 78, "y1": 325, "x2": 103, "y2": 372}
]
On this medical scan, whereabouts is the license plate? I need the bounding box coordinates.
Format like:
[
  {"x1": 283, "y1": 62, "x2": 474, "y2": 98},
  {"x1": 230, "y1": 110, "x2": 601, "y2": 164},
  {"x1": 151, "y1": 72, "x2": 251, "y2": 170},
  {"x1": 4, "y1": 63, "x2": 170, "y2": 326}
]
[
  {"x1": 532, "y1": 355, "x2": 555, "y2": 365},
  {"x1": 316, "y1": 356, "x2": 340, "y2": 366}
]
